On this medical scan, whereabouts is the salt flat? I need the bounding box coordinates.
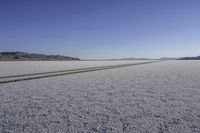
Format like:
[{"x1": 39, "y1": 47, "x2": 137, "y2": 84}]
[
  {"x1": 0, "y1": 61, "x2": 200, "y2": 133},
  {"x1": 0, "y1": 60, "x2": 147, "y2": 77}
]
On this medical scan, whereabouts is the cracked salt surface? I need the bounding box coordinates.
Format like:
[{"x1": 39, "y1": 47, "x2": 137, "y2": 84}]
[{"x1": 0, "y1": 61, "x2": 200, "y2": 132}]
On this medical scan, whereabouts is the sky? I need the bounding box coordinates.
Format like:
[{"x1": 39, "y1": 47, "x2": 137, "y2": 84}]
[{"x1": 0, "y1": 0, "x2": 200, "y2": 59}]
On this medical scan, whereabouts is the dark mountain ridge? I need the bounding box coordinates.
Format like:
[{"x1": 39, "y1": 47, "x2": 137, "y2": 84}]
[
  {"x1": 0, "y1": 52, "x2": 80, "y2": 61},
  {"x1": 179, "y1": 56, "x2": 200, "y2": 60}
]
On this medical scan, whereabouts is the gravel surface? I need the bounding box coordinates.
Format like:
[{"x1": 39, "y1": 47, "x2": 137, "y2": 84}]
[{"x1": 0, "y1": 61, "x2": 200, "y2": 133}]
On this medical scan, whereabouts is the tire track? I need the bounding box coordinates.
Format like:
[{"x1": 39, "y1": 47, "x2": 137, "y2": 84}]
[{"x1": 0, "y1": 61, "x2": 161, "y2": 84}]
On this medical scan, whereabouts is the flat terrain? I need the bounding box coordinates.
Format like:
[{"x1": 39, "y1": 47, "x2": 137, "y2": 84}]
[
  {"x1": 0, "y1": 61, "x2": 146, "y2": 77},
  {"x1": 0, "y1": 61, "x2": 200, "y2": 132}
]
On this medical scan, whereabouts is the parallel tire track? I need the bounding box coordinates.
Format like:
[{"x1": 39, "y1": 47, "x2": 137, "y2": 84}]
[{"x1": 0, "y1": 61, "x2": 161, "y2": 84}]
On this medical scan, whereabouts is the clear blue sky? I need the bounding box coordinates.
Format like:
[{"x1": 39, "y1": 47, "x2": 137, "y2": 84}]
[{"x1": 0, "y1": 0, "x2": 200, "y2": 59}]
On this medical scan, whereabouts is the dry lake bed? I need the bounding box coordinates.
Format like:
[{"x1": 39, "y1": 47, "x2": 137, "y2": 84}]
[{"x1": 0, "y1": 61, "x2": 200, "y2": 133}]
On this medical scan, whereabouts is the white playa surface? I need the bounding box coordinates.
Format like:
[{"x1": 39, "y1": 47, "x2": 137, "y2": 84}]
[
  {"x1": 0, "y1": 60, "x2": 148, "y2": 77},
  {"x1": 0, "y1": 61, "x2": 200, "y2": 132}
]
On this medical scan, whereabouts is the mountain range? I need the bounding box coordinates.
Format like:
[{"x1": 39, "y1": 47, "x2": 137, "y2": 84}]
[
  {"x1": 0, "y1": 52, "x2": 80, "y2": 61},
  {"x1": 179, "y1": 56, "x2": 200, "y2": 60}
]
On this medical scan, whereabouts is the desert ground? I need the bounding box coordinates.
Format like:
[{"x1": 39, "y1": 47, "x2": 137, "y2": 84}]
[{"x1": 0, "y1": 61, "x2": 199, "y2": 133}]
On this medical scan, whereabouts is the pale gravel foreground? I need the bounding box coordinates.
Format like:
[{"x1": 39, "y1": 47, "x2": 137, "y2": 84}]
[{"x1": 0, "y1": 61, "x2": 200, "y2": 133}]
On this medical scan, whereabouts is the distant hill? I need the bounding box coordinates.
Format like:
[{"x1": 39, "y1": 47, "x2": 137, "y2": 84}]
[
  {"x1": 111, "y1": 57, "x2": 177, "y2": 60},
  {"x1": 120, "y1": 57, "x2": 152, "y2": 60},
  {"x1": 159, "y1": 57, "x2": 178, "y2": 60},
  {"x1": 179, "y1": 56, "x2": 200, "y2": 60},
  {"x1": 0, "y1": 52, "x2": 80, "y2": 61},
  {"x1": 110, "y1": 57, "x2": 152, "y2": 61}
]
